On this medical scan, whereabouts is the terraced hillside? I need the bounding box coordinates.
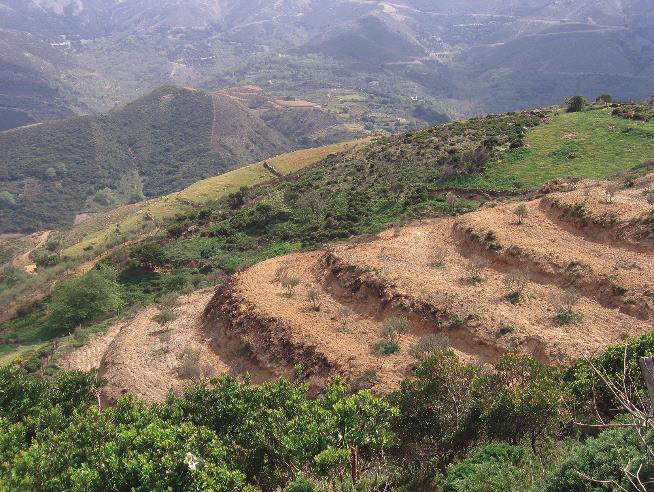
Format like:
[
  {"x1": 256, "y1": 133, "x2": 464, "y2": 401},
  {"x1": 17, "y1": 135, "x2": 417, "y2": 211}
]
[
  {"x1": 203, "y1": 176, "x2": 653, "y2": 389},
  {"x1": 60, "y1": 174, "x2": 654, "y2": 397},
  {"x1": 5, "y1": 101, "x2": 654, "y2": 388}
]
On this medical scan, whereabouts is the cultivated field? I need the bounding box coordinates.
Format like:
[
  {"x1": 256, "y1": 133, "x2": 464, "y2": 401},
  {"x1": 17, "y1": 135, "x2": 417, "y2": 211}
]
[{"x1": 58, "y1": 176, "x2": 654, "y2": 396}]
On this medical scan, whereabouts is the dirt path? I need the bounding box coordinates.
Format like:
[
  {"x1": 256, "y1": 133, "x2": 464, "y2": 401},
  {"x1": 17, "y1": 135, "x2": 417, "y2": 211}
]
[{"x1": 12, "y1": 230, "x2": 50, "y2": 270}]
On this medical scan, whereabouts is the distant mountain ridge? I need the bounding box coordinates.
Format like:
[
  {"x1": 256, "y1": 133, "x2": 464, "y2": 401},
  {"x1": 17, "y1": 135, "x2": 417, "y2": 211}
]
[{"x1": 1, "y1": 0, "x2": 652, "y2": 131}]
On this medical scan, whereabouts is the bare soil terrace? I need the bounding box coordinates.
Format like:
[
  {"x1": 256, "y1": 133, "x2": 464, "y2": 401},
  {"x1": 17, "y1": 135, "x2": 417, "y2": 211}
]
[{"x1": 64, "y1": 177, "x2": 654, "y2": 396}]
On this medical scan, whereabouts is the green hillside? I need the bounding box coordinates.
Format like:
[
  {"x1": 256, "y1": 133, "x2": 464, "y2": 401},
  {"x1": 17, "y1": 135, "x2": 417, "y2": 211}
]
[
  {"x1": 2, "y1": 100, "x2": 654, "y2": 491},
  {"x1": 4, "y1": 100, "x2": 654, "y2": 368},
  {"x1": 0, "y1": 86, "x2": 349, "y2": 233}
]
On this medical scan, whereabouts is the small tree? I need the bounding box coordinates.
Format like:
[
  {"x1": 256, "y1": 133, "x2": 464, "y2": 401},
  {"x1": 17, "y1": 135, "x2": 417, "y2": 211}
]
[
  {"x1": 556, "y1": 287, "x2": 583, "y2": 326},
  {"x1": 514, "y1": 204, "x2": 529, "y2": 225},
  {"x1": 177, "y1": 347, "x2": 202, "y2": 380},
  {"x1": 275, "y1": 265, "x2": 290, "y2": 283},
  {"x1": 338, "y1": 306, "x2": 353, "y2": 332},
  {"x1": 566, "y1": 95, "x2": 587, "y2": 113},
  {"x1": 282, "y1": 276, "x2": 300, "y2": 297},
  {"x1": 382, "y1": 316, "x2": 410, "y2": 343},
  {"x1": 596, "y1": 94, "x2": 613, "y2": 104},
  {"x1": 307, "y1": 288, "x2": 321, "y2": 311},
  {"x1": 374, "y1": 316, "x2": 410, "y2": 356},
  {"x1": 409, "y1": 333, "x2": 450, "y2": 360},
  {"x1": 605, "y1": 183, "x2": 620, "y2": 204},
  {"x1": 504, "y1": 270, "x2": 529, "y2": 304},
  {"x1": 446, "y1": 192, "x2": 457, "y2": 213},
  {"x1": 467, "y1": 258, "x2": 488, "y2": 285},
  {"x1": 48, "y1": 266, "x2": 124, "y2": 335},
  {"x1": 434, "y1": 249, "x2": 447, "y2": 269}
]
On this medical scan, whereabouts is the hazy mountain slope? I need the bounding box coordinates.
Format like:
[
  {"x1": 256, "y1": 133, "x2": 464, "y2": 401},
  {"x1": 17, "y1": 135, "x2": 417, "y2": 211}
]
[
  {"x1": 1, "y1": 0, "x2": 653, "y2": 131},
  {"x1": 0, "y1": 86, "x2": 305, "y2": 232}
]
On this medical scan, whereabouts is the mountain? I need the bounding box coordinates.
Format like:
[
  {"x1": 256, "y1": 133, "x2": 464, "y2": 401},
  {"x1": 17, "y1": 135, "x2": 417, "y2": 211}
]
[
  {"x1": 2, "y1": 98, "x2": 654, "y2": 489},
  {"x1": 1, "y1": 0, "x2": 652, "y2": 131},
  {"x1": 0, "y1": 85, "x2": 357, "y2": 232}
]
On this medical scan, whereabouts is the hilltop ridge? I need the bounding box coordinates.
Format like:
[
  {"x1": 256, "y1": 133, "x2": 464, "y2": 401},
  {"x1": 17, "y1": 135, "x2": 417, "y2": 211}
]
[{"x1": 0, "y1": 85, "x2": 360, "y2": 233}]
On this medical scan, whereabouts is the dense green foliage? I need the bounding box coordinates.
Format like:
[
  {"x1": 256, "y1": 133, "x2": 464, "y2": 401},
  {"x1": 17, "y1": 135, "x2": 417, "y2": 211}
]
[
  {"x1": 48, "y1": 265, "x2": 124, "y2": 336},
  {"x1": 2, "y1": 338, "x2": 653, "y2": 491}
]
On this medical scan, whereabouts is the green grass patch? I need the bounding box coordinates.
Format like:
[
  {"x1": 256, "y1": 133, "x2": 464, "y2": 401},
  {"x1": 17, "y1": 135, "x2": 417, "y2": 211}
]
[{"x1": 443, "y1": 109, "x2": 654, "y2": 190}]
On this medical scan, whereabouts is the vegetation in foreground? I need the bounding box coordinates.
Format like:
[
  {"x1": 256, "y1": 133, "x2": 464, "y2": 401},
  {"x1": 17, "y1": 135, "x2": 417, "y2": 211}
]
[{"x1": 2, "y1": 331, "x2": 654, "y2": 491}]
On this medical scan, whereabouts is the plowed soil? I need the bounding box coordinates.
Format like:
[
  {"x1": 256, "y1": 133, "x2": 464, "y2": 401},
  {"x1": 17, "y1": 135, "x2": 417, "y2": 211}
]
[
  {"x1": 61, "y1": 289, "x2": 273, "y2": 403},
  {"x1": 63, "y1": 177, "x2": 654, "y2": 396}
]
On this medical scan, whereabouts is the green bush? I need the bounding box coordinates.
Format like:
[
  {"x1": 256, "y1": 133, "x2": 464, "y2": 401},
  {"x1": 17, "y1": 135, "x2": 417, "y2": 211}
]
[
  {"x1": 47, "y1": 265, "x2": 124, "y2": 335},
  {"x1": 544, "y1": 426, "x2": 652, "y2": 492},
  {"x1": 566, "y1": 96, "x2": 587, "y2": 113},
  {"x1": 373, "y1": 339, "x2": 401, "y2": 356},
  {"x1": 285, "y1": 476, "x2": 315, "y2": 492},
  {"x1": 444, "y1": 443, "x2": 538, "y2": 492},
  {"x1": 0, "y1": 191, "x2": 16, "y2": 209}
]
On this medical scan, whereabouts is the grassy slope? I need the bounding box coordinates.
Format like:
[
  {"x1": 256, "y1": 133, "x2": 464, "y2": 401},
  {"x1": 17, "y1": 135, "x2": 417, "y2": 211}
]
[
  {"x1": 0, "y1": 140, "x2": 363, "y2": 365},
  {"x1": 446, "y1": 108, "x2": 654, "y2": 190},
  {"x1": 63, "y1": 141, "x2": 362, "y2": 257}
]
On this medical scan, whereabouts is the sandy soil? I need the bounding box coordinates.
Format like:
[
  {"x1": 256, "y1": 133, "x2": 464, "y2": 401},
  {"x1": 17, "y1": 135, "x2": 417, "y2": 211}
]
[
  {"x1": 61, "y1": 176, "x2": 654, "y2": 397},
  {"x1": 61, "y1": 289, "x2": 272, "y2": 403}
]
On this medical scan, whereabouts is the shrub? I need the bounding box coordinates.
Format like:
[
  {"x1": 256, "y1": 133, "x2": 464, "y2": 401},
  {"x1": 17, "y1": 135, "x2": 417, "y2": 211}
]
[
  {"x1": 444, "y1": 443, "x2": 539, "y2": 492},
  {"x1": 604, "y1": 183, "x2": 620, "y2": 204},
  {"x1": 373, "y1": 338, "x2": 400, "y2": 356},
  {"x1": 467, "y1": 258, "x2": 487, "y2": 285},
  {"x1": 307, "y1": 288, "x2": 321, "y2": 311},
  {"x1": 434, "y1": 249, "x2": 447, "y2": 269},
  {"x1": 153, "y1": 308, "x2": 176, "y2": 325},
  {"x1": 275, "y1": 265, "x2": 290, "y2": 283},
  {"x1": 382, "y1": 316, "x2": 410, "y2": 343},
  {"x1": 514, "y1": 204, "x2": 528, "y2": 225},
  {"x1": 129, "y1": 240, "x2": 168, "y2": 270},
  {"x1": 543, "y1": 426, "x2": 649, "y2": 492},
  {"x1": 596, "y1": 94, "x2": 612, "y2": 103},
  {"x1": 644, "y1": 189, "x2": 654, "y2": 206},
  {"x1": 0, "y1": 265, "x2": 25, "y2": 287},
  {"x1": 158, "y1": 292, "x2": 180, "y2": 309},
  {"x1": 285, "y1": 476, "x2": 315, "y2": 492},
  {"x1": 555, "y1": 288, "x2": 583, "y2": 325},
  {"x1": 446, "y1": 192, "x2": 457, "y2": 213},
  {"x1": 556, "y1": 307, "x2": 583, "y2": 326},
  {"x1": 177, "y1": 347, "x2": 202, "y2": 380},
  {"x1": 503, "y1": 270, "x2": 529, "y2": 304},
  {"x1": 566, "y1": 95, "x2": 587, "y2": 113},
  {"x1": 409, "y1": 333, "x2": 450, "y2": 359},
  {"x1": 337, "y1": 306, "x2": 353, "y2": 332},
  {"x1": 48, "y1": 265, "x2": 124, "y2": 335},
  {"x1": 498, "y1": 324, "x2": 515, "y2": 336},
  {"x1": 282, "y1": 276, "x2": 300, "y2": 297},
  {"x1": 0, "y1": 191, "x2": 16, "y2": 209},
  {"x1": 480, "y1": 354, "x2": 566, "y2": 448}
]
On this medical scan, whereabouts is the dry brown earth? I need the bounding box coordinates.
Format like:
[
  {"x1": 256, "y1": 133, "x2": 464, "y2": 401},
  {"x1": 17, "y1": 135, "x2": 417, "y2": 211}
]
[{"x1": 63, "y1": 177, "x2": 654, "y2": 397}]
